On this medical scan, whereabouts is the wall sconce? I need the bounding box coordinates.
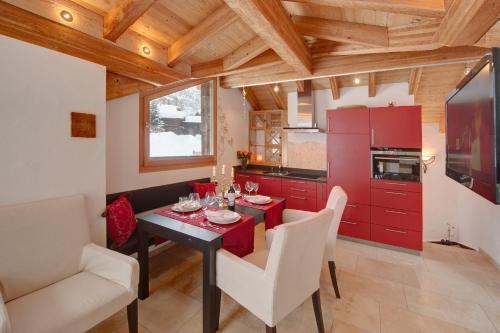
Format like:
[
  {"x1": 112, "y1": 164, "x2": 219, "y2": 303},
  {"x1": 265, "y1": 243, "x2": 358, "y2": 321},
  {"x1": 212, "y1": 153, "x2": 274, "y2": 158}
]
[
  {"x1": 422, "y1": 154, "x2": 436, "y2": 173},
  {"x1": 142, "y1": 46, "x2": 151, "y2": 55}
]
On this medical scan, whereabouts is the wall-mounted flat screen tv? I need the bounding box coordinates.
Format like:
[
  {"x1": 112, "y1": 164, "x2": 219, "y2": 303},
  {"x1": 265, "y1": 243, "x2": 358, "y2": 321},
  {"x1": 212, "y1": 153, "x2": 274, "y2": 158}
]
[{"x1": 446, "y1": 48, "x2": 500, "y2": 204}]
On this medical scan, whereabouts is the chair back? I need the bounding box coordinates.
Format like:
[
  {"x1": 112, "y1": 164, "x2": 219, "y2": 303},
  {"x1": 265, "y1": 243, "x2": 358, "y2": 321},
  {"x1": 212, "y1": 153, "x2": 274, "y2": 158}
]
[
  {"x1": 0, "y1": 195, "x2": 91, "y2": 302},
  {"x1": 324, "y1": 186, "x2": 348, "y2": 261},
  {"x1": 265, "y1": 208, "x2": 334, "y2": 324}
]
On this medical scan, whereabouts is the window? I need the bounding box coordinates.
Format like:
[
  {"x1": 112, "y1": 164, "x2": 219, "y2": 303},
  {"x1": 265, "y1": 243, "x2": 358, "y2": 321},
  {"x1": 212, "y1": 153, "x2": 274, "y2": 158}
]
[{"x1": 140, "y1": 78, "x2": 217, "y2": 172}]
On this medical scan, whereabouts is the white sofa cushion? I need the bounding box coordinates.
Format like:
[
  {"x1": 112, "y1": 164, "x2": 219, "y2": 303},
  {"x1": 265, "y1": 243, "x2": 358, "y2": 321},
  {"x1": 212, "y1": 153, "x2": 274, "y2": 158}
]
[
  {"x1": 6, "y1": 272, "x2": 131, "y2": 333},
  {"x1": 0, "y1": 195, "x2": 91, "y2": 302}
]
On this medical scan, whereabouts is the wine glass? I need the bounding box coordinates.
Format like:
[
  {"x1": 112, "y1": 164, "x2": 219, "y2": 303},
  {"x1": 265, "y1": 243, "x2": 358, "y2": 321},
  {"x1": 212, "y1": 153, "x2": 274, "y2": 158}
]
[
  {"x1": 188, "y1": 193, "x2": 201, "y2": 219},
  {"x1": 177, "y1": 196, "x2": 189, "y2": 217},
  {"x1": 233, "y1": 183, "x2": 241, "y2": 197},
  {"x1": 245, "y1": 181, "x2": 254, "y2": 196},
  {"x1": 204, "y1": 191, "x2": 216, "y2": 210},
  {"x1": 253, "y1": 182, "x2": 259, "y2": 196}
]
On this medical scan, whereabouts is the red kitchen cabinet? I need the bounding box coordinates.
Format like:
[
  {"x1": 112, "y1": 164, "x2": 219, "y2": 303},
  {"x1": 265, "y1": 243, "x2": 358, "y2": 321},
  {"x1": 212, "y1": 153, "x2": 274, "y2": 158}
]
[
  {"x1": 327, "y1": 133, "x2": 371, "y2": 205},
  {"x1": 282, "y1": 178, "x2": 317, "y2": 211},
  {"x1": 342, "y1": 203, "x2": 370, "y2": 223},
  {"x1": 371, "y1": 206, "x2": 422, "y2": 231},
  {"x1": 338, "y1": 221, "x2": 370, "y2": 241},
  {"x1": 371, "y1": 224, "x2": 422, "y2": 251},
  {"x1": 327, "y1": 108, "x2": 370, "y2": 134},
  {"x1": 253, "y1": 175, "x2": 282, "y2": 197},
  {"x1": 234, "y1": 173, "x2": 255, "y2": 192},
  {"x1": 371, "y1": 179, "x2": 422, "y2": 193},
  {"x1": 370, "y1": 106, "x2": 422, "y2": 148},
  {"x1": 371, "y1": 188, "x2": 422, "y2": 212},
  {"x1": 316, "y1": 182, "x2": 328, "y2": 211},
  {"x1": 283, "y1": 194, "x2": 317, "y2": 212}
]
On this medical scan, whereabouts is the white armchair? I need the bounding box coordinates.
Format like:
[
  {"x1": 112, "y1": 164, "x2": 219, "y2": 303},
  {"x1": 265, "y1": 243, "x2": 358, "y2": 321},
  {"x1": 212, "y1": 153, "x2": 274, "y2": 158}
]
[
  {"x1": 216, "y1": 208, "x2": 335, "y2": 333},
  {"x1": 282, "y1": 186, "x2": 348, "y2": 298},
  {"x1": 0, "y1": 195, "x2": 139, "y2": 333}
]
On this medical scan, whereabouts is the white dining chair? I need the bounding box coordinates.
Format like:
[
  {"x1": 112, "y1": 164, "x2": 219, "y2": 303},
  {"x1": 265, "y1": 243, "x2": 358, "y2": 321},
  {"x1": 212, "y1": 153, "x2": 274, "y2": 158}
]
[
  {"x1": 281, "y1": 186, "x2": 348, "y2": 298},
  {"x1": 216, "y1": 208, "x2": 334, "y2": 333}
]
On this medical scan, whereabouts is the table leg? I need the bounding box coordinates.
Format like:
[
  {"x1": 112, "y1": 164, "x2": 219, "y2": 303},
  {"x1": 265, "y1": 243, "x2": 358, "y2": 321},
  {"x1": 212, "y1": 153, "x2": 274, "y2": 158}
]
[
  {"x1": 203, "y1": 246, "x2": 217, "y2": 333},
  {"x1": 138, "y1": 222, "x2": 150, "y2": 300}
]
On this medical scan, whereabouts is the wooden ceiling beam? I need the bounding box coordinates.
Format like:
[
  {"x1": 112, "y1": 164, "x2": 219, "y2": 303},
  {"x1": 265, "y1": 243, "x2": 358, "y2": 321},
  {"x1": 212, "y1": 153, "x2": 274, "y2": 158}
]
[
  {"x1": 368, "y1": 72, "x2": 376, "y2": 97},
  {"x1": 106, "y1": 71, "x2": 155, "y2": 100},
  {"x1": 225, "y1": 0, "x2": 312, "y2": 75},
  {"x1": 241, "y1": 87, "x2": 261, "y2": 110},
  {"x1": 293, "y1": 16, "x2": 388, "y2": 48},
  {"x1": 220, "y1": 46, "x2": 488, "y2": 88},
  {"x1": 223, "y1": 37, "x2": 270, "y2": 71},
  {"x1": 433, "y1": 0, "x2": 500, "y2": 46},
  {"x1": 167, "y1": 4, "x2": 238, "y2": 66},
  {"x1": 285, "y1": 0, "x2": 446, "y2": 18},
  {"x1": 267, "y1": 84, "x2": 287, "y2": 110},
  {"x1": 296, "y1": 80, "x2": 305, "y2": 92},
  {"x1": 103, "y1": 0, "x2": 157, "y2": 42},
  {"x1": 329, "y1": 77, "x2": 340, "y2": 99},
  {"x1": 0, "y1": 2, "x2": 187, "y2": 85},
  {"x1": 408, "y1": 68, "x2": 423, "y2": 95}
]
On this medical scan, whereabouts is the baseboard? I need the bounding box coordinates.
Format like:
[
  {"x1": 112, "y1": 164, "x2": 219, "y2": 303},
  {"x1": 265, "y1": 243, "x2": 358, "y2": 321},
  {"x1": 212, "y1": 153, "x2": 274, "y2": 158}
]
[
  {"x1": 479, "y1": 248, "x2": 500, "y2": 272},
  {"x1": 338, "y1": 235, "x2": 421, "y2": 256}
]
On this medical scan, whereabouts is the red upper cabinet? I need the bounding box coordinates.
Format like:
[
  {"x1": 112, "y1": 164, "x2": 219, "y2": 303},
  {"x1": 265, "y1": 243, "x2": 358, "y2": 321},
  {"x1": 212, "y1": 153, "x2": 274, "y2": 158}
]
[
  {"x1": 369, "y1": 106, "x2": 422, "y2": 148},
  {"x1": 327, "y1": 108, "x2": 370, "y2": 134}
]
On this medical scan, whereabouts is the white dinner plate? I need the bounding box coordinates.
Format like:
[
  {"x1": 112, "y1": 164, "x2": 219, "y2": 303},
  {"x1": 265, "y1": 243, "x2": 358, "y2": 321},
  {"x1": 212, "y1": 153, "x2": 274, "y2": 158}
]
[
  {"x1": 205, "y1": 210, "x2": 241, "y2": 224},
  {"x1": 244, "y1": 195, "x2": 272, "y2": 205},
  {"x1": 171, "y1": 202, "x2": 202, "y2": 213}
]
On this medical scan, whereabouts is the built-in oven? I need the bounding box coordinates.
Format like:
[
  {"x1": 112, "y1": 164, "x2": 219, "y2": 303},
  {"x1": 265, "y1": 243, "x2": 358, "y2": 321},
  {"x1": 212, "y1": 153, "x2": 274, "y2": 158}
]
[{"x1": 371, "y1": 149, "x2": 421, "y2": 182}]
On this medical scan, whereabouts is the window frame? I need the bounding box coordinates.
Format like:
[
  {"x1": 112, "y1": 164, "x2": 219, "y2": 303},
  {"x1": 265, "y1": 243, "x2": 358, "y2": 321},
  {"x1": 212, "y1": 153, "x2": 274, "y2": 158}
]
[{"x1": 139, "y1": 78, "x2": 217, "y2": 173}]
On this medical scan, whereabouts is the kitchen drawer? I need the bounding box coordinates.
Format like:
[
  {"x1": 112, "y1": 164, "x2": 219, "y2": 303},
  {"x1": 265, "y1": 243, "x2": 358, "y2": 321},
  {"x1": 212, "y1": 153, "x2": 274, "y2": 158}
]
[
  {"x1": 342, "y1": 203, "x2": 370, "y2": 223},
  {"x1": 371, "y1": 206, "x2": 422, "y2": 231},
  {"x1": 282, "y1": 178, "x2": 317, "y2": 192},
  {"x1": 284, "y1": 194, "x2": 317, "y2": 212},
  {"x1": 371, "y1": 224, "x2": 422, "y2": 251},
  {"x1": 254, "y1": 175, "x2": 282, "y2": 197},
  {"x1": 371, "y1": 179, "x2": 422, "y2": 193},
  {"x1": 316, "y1": 183, "x2": 328, "y2": 211},
  {"x1": 235, "y1": 173, "x2": 255, "y2": 186},
  {"x1": 283, "y1": 183, "x2": 317, "y2": 198},
  {"x1": 371, "y1": 188, "x2": 422, "y2": 212},
  {"x1": 338, "y1": 220, "x2": 370, "y2": 240}
]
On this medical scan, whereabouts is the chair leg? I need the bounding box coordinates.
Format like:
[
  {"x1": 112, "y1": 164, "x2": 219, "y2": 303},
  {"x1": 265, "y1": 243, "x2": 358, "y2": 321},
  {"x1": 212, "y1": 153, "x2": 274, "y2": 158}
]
[
  {"x1": 312, "y1": 289, "x2": 325, "y2": 333},
  {"x1": 328, "y1": 260, "x2": 341, "y2": 298},
  {"x1": 266, "y1": 325, "x2": 277, "y2": 333},
  {"x1": 127, "y1": 299, "x2": 138, "y2": 333}
]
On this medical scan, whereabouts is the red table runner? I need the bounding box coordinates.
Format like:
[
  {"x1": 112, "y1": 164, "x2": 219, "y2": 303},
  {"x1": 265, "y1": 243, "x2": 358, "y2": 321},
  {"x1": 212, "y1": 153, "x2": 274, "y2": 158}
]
[
  {"x1": 235, "y1": 198, "x2": 284, "y2": 230},
  {"x1": 154, "y1": 207, "x2": 254, "y2": 257}
]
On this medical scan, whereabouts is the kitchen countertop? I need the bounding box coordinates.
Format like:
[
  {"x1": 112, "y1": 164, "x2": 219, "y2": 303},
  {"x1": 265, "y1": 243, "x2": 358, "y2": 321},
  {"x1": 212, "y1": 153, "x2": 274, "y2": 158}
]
[{"x1": 234, "y1": 165, "x2": 327, "y2": 183}]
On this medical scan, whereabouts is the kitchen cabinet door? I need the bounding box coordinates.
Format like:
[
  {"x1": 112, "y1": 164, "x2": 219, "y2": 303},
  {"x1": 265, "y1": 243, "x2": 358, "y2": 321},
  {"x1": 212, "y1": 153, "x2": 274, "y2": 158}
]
[
  {"x1": 316, "y1": 182, "x2": 328, "y2": 211},
  {"x1": 369, "y1": 106, "x2": 422, "y2": 148},
  {"x1": 327, "y1": 108, "x2": 369, "y2": 134},
  {"x1": 327, "y1": 133, "x2": 371, "y2": 205},
  {"x1": 254, "y1": 175, "x2": 282, "y2": 197},
  {"x1": 234, "y1": 173, "x2": 255, "y2": 192}
]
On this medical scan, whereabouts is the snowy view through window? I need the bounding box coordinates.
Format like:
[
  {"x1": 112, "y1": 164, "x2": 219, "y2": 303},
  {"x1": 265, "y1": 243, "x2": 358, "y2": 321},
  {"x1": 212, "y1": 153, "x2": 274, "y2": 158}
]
[{"x1": 148, "y1": 81, "x2": 212, "y2": 157}]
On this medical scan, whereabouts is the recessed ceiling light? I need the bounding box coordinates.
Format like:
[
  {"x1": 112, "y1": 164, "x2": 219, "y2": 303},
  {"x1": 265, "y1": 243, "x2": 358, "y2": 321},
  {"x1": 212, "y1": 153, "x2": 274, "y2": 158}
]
[
  {"x1": 354, "y1": 77, "x2": 361, "y2": 85},
  {"x1": 142, "y1": 46, "x2": 151, "y2": 55},
  {"x1": 273, "y1": 84, "x2": 279, "y2": 92},
  {"x1": 60, "y1": 10, "x2": 73, "y2": 22}
]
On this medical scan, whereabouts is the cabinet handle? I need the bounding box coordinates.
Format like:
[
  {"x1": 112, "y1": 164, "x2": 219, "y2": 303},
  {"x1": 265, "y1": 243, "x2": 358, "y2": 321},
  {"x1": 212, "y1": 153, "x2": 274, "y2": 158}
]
[
  {"x1": 327, "y1": 119, "x2": 331, "y2": 132},
  {"x1": 385, "y1": 228, "x2": 407, "y2": 234},
  {"x1": 261, "y1": 177, "x2": 276, "y2": 181},
  {"x1": 290, "y1": 180, "x2": 307, "y2": 184},
  {"x1": 290, "y1": 195, "x2": 307, "y2": 200},
  {"x1": 290, "y1": 188, "x2": 307, "y2": 192},
  {"x1": 342, "y1": 221, "x2": 358, "y2": 225},
  {"x1": 385, "y1": 210, "x2": 407, "y2": 215},
  {"x1": 346, "y1": 204, "x2": 357, "y2": 208},
  {"x1": 371, "y1": 128, "x2": 375, "y2": 145},
  {"x1": 385, "y1": 191, "x2": 406, "y2": 196},
  {"x1": 385, "y1": 182, "x2": 407, "y2": 186},
  {"x1": 327, "y1": 162, "x2": 330, "y2": 177}
]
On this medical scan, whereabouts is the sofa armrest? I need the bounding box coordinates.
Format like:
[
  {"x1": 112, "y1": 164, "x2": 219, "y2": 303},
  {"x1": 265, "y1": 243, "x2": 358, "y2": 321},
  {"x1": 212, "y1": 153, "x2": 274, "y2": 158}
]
[
  {"x1": 0, "y1": 293, "x2": 11, "y2": 333},
  {"x1": 282, "y1": 209, "x2": 315, "y2": 223},
  {"x1": 80, "y1": 243, "x2": 139, "y2": 295}
]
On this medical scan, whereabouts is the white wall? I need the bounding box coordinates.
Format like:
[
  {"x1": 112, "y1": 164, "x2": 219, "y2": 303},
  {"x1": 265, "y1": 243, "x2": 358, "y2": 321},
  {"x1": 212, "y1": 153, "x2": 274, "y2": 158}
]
[
  {"x1": 0, "y1": 35, "x2": 106, "y2": 245},
  {"x1": 423, "y1": 123, "x2": 500, "y2": 263},
  {"x1": 285, "y1": 83, "x2": 414, "y2": 170},
  {"x1": 106, "y1": 87, "x2": 249, "y2": 193}
]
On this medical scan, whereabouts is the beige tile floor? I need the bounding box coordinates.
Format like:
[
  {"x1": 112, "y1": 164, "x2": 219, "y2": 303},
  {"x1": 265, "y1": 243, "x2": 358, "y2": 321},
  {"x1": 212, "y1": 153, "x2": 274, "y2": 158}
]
[{"x1": 88, "y1": 224, "x2": 500, "y2": 333}]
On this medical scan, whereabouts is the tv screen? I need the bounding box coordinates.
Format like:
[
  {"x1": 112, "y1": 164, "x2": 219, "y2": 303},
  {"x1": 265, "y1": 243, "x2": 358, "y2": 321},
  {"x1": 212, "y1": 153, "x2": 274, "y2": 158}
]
[{"x1": 446, "y1": 50, "x2": 499, "y2": 203}]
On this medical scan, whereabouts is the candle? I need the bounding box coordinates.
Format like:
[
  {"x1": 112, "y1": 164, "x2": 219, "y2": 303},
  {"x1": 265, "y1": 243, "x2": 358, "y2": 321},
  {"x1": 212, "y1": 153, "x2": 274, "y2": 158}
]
[
  {"x1": 231, "y1": 167, "x2": 234, "y2": 178},
  {"x1": 212, "y1": 166, "x2": 216, "y2": 177},
  {"x1": 221, "y1": 164, "x2": 226, "y2": 175},
  {"x1": 256, "y1": 155, "x2": 263, "y2": 162}
]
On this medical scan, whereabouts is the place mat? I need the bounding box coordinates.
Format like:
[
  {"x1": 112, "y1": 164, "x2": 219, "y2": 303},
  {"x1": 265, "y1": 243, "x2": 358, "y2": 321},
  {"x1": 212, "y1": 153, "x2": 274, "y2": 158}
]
[
  {"x1": 236, "y1": 197, "x2": 284, "y2": 230},
  {"x1": 154, "y1": 206, "x2": 254, "y2": 257}
]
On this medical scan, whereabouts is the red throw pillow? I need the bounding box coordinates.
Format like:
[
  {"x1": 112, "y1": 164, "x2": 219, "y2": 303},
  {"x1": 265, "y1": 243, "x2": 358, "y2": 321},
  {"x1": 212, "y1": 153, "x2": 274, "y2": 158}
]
[
  {"x1": 191, "y1": 182, "x2": 216, "y2": 198},
  {"x1": 106, "y1": 195, "x2": 137, "y2": 248}
]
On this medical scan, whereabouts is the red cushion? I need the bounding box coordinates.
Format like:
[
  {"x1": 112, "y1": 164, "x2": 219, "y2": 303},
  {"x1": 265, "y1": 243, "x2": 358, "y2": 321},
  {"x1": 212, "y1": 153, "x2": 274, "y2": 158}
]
[
  {"x1": 191, "y1": 182, "x2": 216, "y2": 198},
  {"x1": 106, "y1": 195, "x2": 137, "y2": 247}
]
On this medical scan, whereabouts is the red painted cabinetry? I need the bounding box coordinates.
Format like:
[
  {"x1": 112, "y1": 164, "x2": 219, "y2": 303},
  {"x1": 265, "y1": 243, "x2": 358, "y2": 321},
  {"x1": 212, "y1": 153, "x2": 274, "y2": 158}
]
[
  {"x1": 253, "y1": 175, "x2": 282, "y2": 197},
  {"x1": 370, "y1": 106, "x2": 422, "y2": 149},
  {"x1": 282, "y1": 178, "x2": 317, "y2": 212}
]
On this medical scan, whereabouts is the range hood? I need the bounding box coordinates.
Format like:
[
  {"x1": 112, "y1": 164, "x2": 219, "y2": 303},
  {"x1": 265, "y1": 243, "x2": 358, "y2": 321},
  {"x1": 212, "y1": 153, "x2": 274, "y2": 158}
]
[{"x1": 283, "y1": 80, "x2": 323, "y2": 133}]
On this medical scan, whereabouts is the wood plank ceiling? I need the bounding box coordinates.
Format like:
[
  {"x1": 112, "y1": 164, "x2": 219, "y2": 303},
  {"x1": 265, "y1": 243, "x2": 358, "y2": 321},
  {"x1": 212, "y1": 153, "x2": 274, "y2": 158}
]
[{"x1": 1, "y1": 0, "x2": 499, "y2": 123}]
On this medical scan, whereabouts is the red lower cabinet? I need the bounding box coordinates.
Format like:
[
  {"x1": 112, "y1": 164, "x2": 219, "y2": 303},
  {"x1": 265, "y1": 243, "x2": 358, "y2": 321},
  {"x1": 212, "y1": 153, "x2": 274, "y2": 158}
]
[
  {"x1": 371, "y1": 224, "x2": 422, "y2": 251},
  {"x1": 253, "y1": 176, "x2": 282, "y2": 197},
  {"x1": 343, "y1": 203, "x2": 370, "y2": 223},
  {"x1": 371, "y1": 188, "x2": 422, "y2": 212},
  {"x1": 371, "y1": 206, "x2": 421, "y2": 231},
  {"x1": 282, "y1": 178, "x2": 318, "y2": 211},
  {"x1": 284, "y1": 194, "x2": 317, "y2": 211},
  {"x1": 234, "y1": 173, "x2": 255, "y2": 190},
  {"x1": 339, "y1": 221, "x2": 371, "y2": 240}
]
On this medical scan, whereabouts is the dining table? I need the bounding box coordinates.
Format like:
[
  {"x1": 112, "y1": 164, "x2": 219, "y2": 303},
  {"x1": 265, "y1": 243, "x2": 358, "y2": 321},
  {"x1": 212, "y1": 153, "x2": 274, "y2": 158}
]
[{"x1": 136, "y1": 196, "x2": 285, "y2": 333}]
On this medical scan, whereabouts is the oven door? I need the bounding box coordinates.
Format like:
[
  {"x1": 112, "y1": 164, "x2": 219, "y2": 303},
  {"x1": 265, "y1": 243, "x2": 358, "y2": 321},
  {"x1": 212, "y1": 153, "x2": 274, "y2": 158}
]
[{"x1": 371, "y1": 151, "x2": 421, "y2": 182}]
